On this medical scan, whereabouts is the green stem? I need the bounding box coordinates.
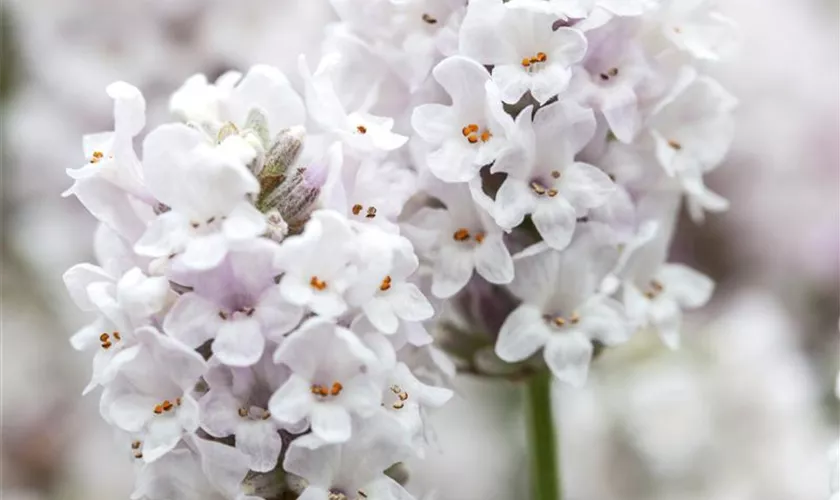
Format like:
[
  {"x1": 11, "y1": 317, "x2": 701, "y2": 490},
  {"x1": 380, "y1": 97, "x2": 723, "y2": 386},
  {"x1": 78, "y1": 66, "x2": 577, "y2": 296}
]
[{"x1": 526, "y1": 371, "x2": 561, "y2": 500}]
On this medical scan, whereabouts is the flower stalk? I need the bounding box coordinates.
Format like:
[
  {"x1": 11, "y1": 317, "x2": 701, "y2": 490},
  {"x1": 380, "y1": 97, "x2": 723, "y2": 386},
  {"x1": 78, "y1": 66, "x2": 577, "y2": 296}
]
[{"x1": 527, "y1": 370, "x2": 561, "y2": 500}]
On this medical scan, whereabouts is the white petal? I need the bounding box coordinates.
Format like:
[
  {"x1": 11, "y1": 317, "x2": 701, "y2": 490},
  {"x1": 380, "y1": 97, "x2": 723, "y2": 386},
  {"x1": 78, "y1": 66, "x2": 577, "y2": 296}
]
[
  {"x1": 474, "y1": 233, "x2": 514, "y2": 284},
  {"x1": 107, "y1": 81, "x2": 146, "y2": 137},
  {"x1": 256, "y1": 286, "x2": 304, "y2": 336},
  {"x1": 222, "y1": 203, "x2": 266, "y2": 241},
  {"x1": 530, "y1": 64, "x2": 573, "y2": 105},
  {"x1": 491, "y1": 64, "x2": 531, "y2": 104},
  {"x1": 390, "y1": 283, "x2": 435, "y2": 322},
  {"x1": 494, "y1": 179, "x2": 537, "y2": 230},
  {"x1": 134, "y1": 211, "x2": 190, "y2": 259},
  {"x1": 657, "y1": 263, "x2": 714, "y2": 308},
  {"x1": 431, "y1": 245, "x2": 474, "y2": 299},
  {"x1": 426, "y1": 140, "x2": 480, "y2": 183},
  {"x1": 63, "y1": 263, "x2": 112, "y2": 311},
  {"x1": 144, "y1": 415, "x2": 186, "y2": 462},
  {"x1": 557, "y1": 162, "x2": 615, "y2": 214},
  {"x1": 577, "y1": 297, "x2": 630, "y2": 346},
  {"x1": 109, "y1": 393, "x2": 156, "y2": 432},
  {"x1": 495, "y1": 305, "x2": 551, "y2": 362},
  {"x1": 227, "y1": 65, "x2": 305, "y2": 134},
  {"x1": 213, "y1": 317, "x2": 265, "y2": 367},
  {"x1": 235, "y1": 420, "x2": 284, "y2": 472},
  {"x1": 268, "y1": 374, "x2": 314, "y2": 425},
  {"x1": 649, "y1": 298, "x2": 682, "y2": 350},
  {"x1": 432, "y1": 56, "x2": 490, "y2": 111},
  {"x1": 163, "y1": 293, "x2": 219, "y2": 348},
  {"x1": 199, "y1": 389, "x2": 241, "y2": 438},
  {"x1": 411, "y1": 104, "x2": 455, "y2": 144},
  {"x1": 532, "y1": 198, "x2": 577, "y2": 250},
  {"x1": 181, "y1": 233, "x2": 229, "y2": 270},
  {"x1": 363, "y1": 297, "x2": 400, "y2": 334},
  {"x1": 310, "y1": 403, "x2": 352, "y2": 444},
  {"x1": 543, "y1": 332, "x2": 593, "y2": 387}
]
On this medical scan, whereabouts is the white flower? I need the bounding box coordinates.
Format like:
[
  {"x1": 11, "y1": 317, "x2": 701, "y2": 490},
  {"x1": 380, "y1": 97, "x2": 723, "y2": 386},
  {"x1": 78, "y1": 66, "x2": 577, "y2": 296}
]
[
  {"x1": 101, "y1": 327, "x2": 206, "y2": 462},
  {"x1": 132, "y1": 435, "x2": 255, "y2": 500},
  {"x1": 200, "y1": 352, "x2": 299, "y2": 472},
  {"x1": 568, "y1": 19, "x2": 655, "y2": 142},
  {"x1": 269, "y1": 318, "x2": 381, "y2": 444},
  {"x1": 379, "y1": 362, "x2": 452, "y2": 451},
  {"x1": 459, "y1": 0, "x2": 588, "y2": 104},
  {"x1": 404, "y1": 183, "x2": 514, "y2": 299},
  {"x1": 170, "y1": 65, "x2": 305, "y2": 139},
  {"x1": 299, "y1": 55, "x2": 407, "y2": 155},
  {"x1": 135, "y1": 123, "x2": 264, "y2": 270},
  {"x1": 355, "y1": 236, "x2": 435, "y2": 334},
  {"x1": 63, "y1": 265, "x2": 171, "y2": 393},
  {"x1": 411, "y1": 56, "x2": 514, "y2": 183},
  {"x1": 274, "y1": 210, "x2": 360, "y2": 318},
  {"x1": 613, "y1": 223, "x2": 714, "y2": 349},
  {"x1": 283, "y1": 415, "x2": 415, "y2": 500},
  {"x1": 324, "y1": 156, "x2": 417, "y2": 234},
  {"x1": 495, "y1": 230, "x2": 630, "y2": 385},
  {"x1": 648, "y1": 67, "x2": 737, "y2": 222},
  {"x1": 653, "y1": 0, "x2": 739, "y2": 61},
  {"x1": 65, "y1": 81, "x2": 150, "y2": 201},
  {"x1": 492, "y1": 100, "x2": 615, "y2": 250},
  {"x1": 164, "y1": 240, "x2": 303, "y2": 366}
]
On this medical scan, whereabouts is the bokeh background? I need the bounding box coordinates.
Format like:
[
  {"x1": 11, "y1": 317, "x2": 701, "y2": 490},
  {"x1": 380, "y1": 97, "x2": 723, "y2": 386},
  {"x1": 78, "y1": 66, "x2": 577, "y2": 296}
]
[{"x1": 1, "y1": 0, "x2": 838, "y2": 499}]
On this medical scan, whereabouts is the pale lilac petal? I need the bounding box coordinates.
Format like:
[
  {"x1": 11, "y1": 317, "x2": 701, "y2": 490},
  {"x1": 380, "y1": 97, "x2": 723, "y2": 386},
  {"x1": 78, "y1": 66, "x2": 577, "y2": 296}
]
[
  {"x1": 532, "y1": 198, "x2": 577, "y2": 250},
  {"x1": 310, "y1": 403, "x2": 352, "y2": 443},
  {"x1": 235, "y1": 420, "x2": 283, "y2": 472},
  {"x1": 495, "y1": 304, "x2": 551, "y2": 362},
  {"x1": 474, "y1": 233, "x2": 514, "y2": 285},
  {"x1": 213, "y1": 317, "x2": 265, "y2": 367},
  {"x1": 543, "y1": 331, "x2": 593, "y2": 387}
]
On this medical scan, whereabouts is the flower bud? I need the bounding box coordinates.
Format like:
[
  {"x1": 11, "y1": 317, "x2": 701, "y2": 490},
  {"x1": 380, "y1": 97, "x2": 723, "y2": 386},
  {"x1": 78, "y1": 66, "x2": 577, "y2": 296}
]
[
  {"x1": 259, "y1": 161, "x2": 327, "y2": 233},
  {"x1": 256, "y1": 126, "x2": 306, "y2": 208}
]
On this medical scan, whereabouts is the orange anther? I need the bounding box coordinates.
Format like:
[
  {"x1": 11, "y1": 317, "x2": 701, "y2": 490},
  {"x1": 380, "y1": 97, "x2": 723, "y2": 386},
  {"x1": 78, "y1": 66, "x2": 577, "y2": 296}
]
[{"x1": 453, "y1": 228, "x2": 471, "y2": 241}]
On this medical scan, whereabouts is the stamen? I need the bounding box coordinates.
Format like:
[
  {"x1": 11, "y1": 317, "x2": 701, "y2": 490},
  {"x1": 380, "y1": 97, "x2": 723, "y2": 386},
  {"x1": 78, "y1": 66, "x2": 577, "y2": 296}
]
[
  {"x1": 133, "y1": 451, "x2": 143, "y2": 459},
  {"x1": 380, "y1": 276, "x2": 392, "y2": 292},
  {"x1": 570, "y1": 313, "x2": 580, "y2": 324},
  {"x1": 553, "y1": 316, "x2": 566, "y2": 327},
  {"x1": 310, "y1": 276, "x2": 327, "y2": 291},
  {"x1": 356, "y1": 125, "x2": 367, "y2": 134},
  {"x1": 422, "y1": 13, "x2": 438, "y2": 24},
  {"x1": 218, "y1": 311, "x2": 228, "y2": 320},
  {"x1": 390, "y1": 385, "x2": 402, "y2": 394},
  {"x1": 101, "y1": 340, "x2": 112, "y2": 349},
  {"x1": 530, "y1": 181, "x2": 547, "y2": 195},
  {"x1": 131, "y1": 440, "x2": 141, "y2": 450},
  {"x1": 330, "y1": 382, "x2": 343, "y2": 396},
  {"x1": 551, "y1": 170, "x2": 561, "y2": 179},
  {"x1": 608, "y1": 67, "x2": 619, "y2": 77},
  {"x1": 474, "y1": 232, "x2": 485, "y2": 244},
  {"x1": 461, "y1": 124, "x2": 479, "y2": 136},
  {"x1": 161, "y1": 400, "x2": 173, "y2": 412},
  {"x1": 175, "y1": 397, "x2": 181, "y2": 406},
  {"x1": 480, "y1": 130, "x2": 492, "y2": 142},
  {"x1": 100, "y1": 333, "x2": 109, "y2": 342},
  {"x1": 392, "y1": 401, "x2": 405, "y2": 410},
  {"x1": 112, "y1": 331, "x2": 121, "y2": 341},
  {"x1": 467, "y1": 134, "x2": 479, "y2": 144},
  {"x1": 238, "y1": 407, "x2": 248, "y2": 417},
  {"x1": 311, "y1": 384, "x2": 330, "y2": 397},
  {"x1": 536, "y1": 52, "x2": 547, "y2": 62},
  {"x1": 359, "y1": 491, "x2": 369, "y2": 499},
  {"x1": 521, "y1": 57, "x2": 532, "y2": 68},
  {"x1": 453, "y1": 228, "x2": 471, "y2": 241},
  {"x1": 90, "y1": 151, "x2": 105, "y2": 164},
  {"x1": 190, "y1": 221, "x2": 200, "y2": 229},
  {"x1": 153, "y1": 404, "x2": 163, "y2": 415},
  {"x1": 352, "y1": 204, "x2": 363, "y2": 215},
  {"x1": 667, "y1": 139, "x2": 682, "y2": 150},
  {"x1": 262, "y1": 411, "x2": 272, "y2": 420},
  {"x1": 365, "y1": 206, "x2": 377, "y2": 219},
  {"x1": 547, "y1": 188, "x2": 558, "y2": 197}
]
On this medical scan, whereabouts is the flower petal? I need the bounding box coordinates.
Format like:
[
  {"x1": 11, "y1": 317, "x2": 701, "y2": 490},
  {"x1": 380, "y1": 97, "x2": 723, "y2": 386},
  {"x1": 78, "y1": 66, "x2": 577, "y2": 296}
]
[
  {"x1": 543, "y1": 331, "x2": 593, "y2": 387},
  {"x1": 213, "y1": 317, "x2": 265, "y2": 367},
  {"x1": 532, "y1": 198, "x2": 577, "y2": 250},
  {"x1": 495, "y1": 304, "x2": 551, "y2": 362}
]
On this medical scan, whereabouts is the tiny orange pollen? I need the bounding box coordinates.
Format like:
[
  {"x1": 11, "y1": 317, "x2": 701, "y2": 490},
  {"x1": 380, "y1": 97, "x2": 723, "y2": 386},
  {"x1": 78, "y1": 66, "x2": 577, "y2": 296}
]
[
  {"x1": 356, "y1": 125, "x2": 367, "y2": 134},
  {"x1": 352, "y1": 204, "x2": 363, "y2": 215},
  {"x1": 330, "y1": 382, "x2": 343, "y2": 396},
  {"x1": 380, "y1": 275, "x2": 392, "y2": 292},
  {"x1": 474, "y1": 232, "x2": 485, "y2": 244},
  {"x1": 310, "y1": 276, "x2": 327, "y2": 291},
  {"x1": 453, "y1": 228, "x2": 471, "y2": 241}
]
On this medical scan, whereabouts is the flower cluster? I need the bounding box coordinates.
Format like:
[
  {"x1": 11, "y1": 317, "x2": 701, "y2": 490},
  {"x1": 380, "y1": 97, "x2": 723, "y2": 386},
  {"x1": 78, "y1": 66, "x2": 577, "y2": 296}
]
[{"x1": 63, "y1": 0, "x2": 737, "y2": 498}]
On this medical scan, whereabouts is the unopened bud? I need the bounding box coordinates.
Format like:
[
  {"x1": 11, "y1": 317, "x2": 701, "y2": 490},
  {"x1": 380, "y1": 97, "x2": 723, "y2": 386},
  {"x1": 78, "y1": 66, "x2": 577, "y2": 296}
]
[
  {"x1": 256, "y1": 126, "x2": 306, "y2": 208},
  {"x1": 259, "y1": 162, "x2": 327, "y2": 233}
]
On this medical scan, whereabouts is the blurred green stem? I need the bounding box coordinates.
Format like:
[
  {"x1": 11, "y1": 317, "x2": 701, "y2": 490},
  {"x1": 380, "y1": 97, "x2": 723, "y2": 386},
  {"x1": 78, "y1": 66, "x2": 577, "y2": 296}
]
[{"x1": 526, "y1": 371, "x2": 560, "y2": 500}]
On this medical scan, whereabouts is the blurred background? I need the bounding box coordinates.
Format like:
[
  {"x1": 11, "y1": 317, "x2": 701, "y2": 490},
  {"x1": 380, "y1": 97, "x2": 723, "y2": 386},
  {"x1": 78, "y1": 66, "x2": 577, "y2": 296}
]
[{"x1": 0, "y1": 0, "x2": 837, "y2": 499}]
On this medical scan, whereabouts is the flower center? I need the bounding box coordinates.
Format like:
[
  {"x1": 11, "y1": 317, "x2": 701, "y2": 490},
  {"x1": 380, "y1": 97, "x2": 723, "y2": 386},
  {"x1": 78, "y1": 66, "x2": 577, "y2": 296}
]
[
  {"x1": 310, "y1": 276, "x2": 328, "y2": 291},
  {"x1": 521, "y1": 52, "x2": 548, "y2": 73},
  {"x1": 237, "y1": 406, "x2": 272, "y2": 420},
  {"x1": 100, "y1": 331, "x2": 121, "y2": 350},
  {"x1": 530, "y1": 178, "x2": 559, "y2": 198},
  {"x1": 388, "y1": 384, "x2": 410, "y2": 410},
  {"x1": 643, "y1": 279, "x2": 664, "y2": 299},
  {"x1": 598, "y1": 67, "x2": 620, "y2": 82},
  {"x1": 89, "y1": 150, "x2": 107, "y2": 164},
  {"x1": 461, "y1": 123, "x2": 492, "y2": 144},
  {"x1": 379, "y1": 275, "x2": 392, "y2": 292},
  {"x1": 351, "y1": 203, "x2": 377, "y2": 219},
  {"x1": 452, "y1": 228, "x2": 485, "y2": 244},
  {"x1": 311, "y1": 381, "x2": 344, "y2": 398},
  {"x1": 152, "y1": 397, "x2": 182, "y2": 415},
  {"x1": 543, "y1": 313, "x2": 580, "y2": 329}
]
